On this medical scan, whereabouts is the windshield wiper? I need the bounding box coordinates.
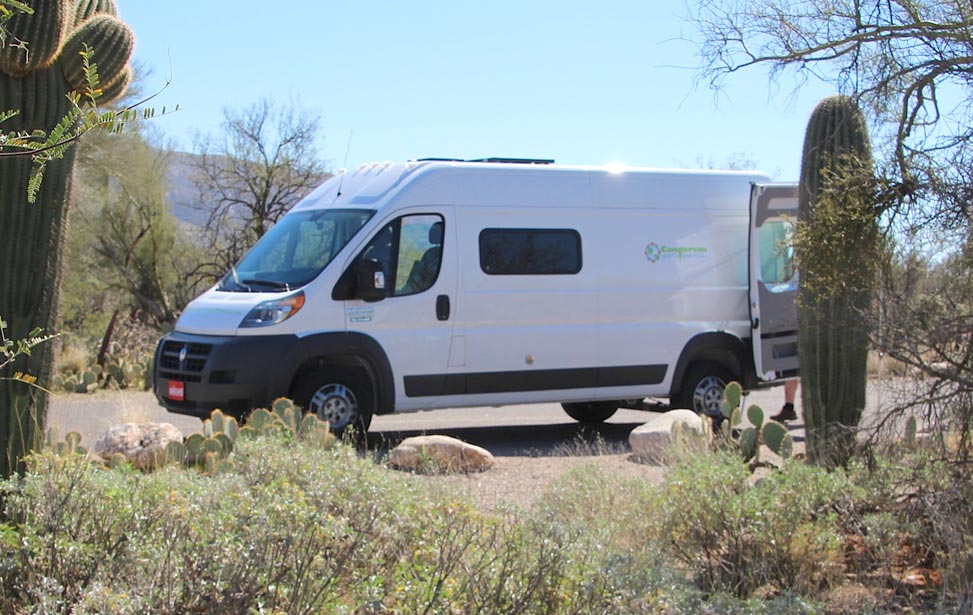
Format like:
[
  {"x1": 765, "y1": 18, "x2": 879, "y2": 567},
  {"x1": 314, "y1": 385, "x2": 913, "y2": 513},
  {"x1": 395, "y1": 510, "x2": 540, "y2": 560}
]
[
  {"x1": 219, "y1": 266, "x2": 253, "y2": 292},
  {"x1": 242, "y1": 278, "x2": 291, "y2": 292}
]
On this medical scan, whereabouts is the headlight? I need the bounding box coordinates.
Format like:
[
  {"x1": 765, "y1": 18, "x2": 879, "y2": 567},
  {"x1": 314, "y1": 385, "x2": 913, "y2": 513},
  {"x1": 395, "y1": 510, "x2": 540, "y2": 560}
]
[{"x1": 240, "y1": 291, "x2": 306, "y2": 328}]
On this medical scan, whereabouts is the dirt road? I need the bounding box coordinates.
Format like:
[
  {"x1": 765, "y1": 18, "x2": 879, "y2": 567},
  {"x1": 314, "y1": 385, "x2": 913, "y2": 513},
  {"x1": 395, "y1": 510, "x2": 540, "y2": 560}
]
[{"x1": 48, "y1": 386, "x2": 802, "y2": 455}]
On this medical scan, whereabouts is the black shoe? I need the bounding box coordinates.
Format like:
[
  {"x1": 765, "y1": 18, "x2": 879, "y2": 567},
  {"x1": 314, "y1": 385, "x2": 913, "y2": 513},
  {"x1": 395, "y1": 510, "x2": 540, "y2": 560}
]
[{"x1": 770, "y1": 403, "x2": 797, "y2": 422}]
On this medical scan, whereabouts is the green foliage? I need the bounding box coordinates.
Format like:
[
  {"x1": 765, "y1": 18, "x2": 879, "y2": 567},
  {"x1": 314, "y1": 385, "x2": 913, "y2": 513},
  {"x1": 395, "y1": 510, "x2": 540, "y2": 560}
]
[
  {"x1": 239, "y1": 397, "x2": 336, "y2": 448},
  {"x1": 705, "y1": 381, "x2": 794, "y2": 468},
  {"x1": 656, "y1": 450, "x2": 850, "y2": 598},
  {"x1": 138, "y1": 410, "x2": 239, "y2": 472},
  {"x1": 670, "y1": 417, "x2": 711, "y2": 459},
  {"x1": 64, "y1": 129, "x2": 197, "y2": 337},
  {"x1": 1, "y1": 431, "x2": 968, "y2": 612},
  {"x1": 796, "y1": 95, "x2": 878, "y2": 468},
  {"x1": 163, "y1": 439, "x2": 185, "y2": 465},
  {"x1": 44, "y1": 427, "x2": 85, "y2": 457},
  {"x1": 52, "y1": 321, "x2": 156, "y2": 393},
  {"x1": 762, "y1": 420, "x2": 792, "y2": 458},
  {"x1": 0, "y1": 316, "x2": 54, "y2": 389}
]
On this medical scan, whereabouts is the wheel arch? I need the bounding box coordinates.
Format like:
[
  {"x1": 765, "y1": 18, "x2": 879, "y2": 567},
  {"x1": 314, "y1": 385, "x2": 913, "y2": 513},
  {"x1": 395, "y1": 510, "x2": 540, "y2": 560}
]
[
  {"x1": 668, "y1": 332, "x2": 752, "y2": 399},
  {"x1": 285, "y1": 332, "x2": 395, "y2": 414}
]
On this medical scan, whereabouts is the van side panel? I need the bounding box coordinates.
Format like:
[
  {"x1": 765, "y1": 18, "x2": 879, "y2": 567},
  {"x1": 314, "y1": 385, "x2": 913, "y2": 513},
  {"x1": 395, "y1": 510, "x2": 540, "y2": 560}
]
[
  {"x1": 590, "y1": 208, "x2": 751, "y2": 400},
  {"x1": 427, "y1": 170, "x2": 759, "y2": 408},
  {"x1": 450, "y1": 206, "x2": 602, "y2": 405}
]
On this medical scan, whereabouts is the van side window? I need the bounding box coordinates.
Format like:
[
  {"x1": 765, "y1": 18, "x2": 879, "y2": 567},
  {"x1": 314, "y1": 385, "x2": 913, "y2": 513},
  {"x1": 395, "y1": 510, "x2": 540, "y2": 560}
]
[
  {"x1": 759, "y1": 219, "x2": 796, "y2": 291},
  {"x1": 479, "y1": 228, "x2": 582, "y2": 275}
]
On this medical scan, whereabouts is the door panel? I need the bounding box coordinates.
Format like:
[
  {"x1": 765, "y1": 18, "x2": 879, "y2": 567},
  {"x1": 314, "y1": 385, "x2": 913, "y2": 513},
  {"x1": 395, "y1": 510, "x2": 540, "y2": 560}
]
[
  {"x1": 749, "y1": 184, "x2": 800, "y2": 380},
  {"x1": 340, "y1": 209, "x2": 456, "y2": 409}
]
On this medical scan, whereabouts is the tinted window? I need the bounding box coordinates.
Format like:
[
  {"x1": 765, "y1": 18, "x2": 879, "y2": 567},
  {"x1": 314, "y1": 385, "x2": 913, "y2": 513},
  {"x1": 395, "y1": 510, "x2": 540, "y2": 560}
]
[{"x1": 479, "y1": 228, "x2": 582, "y2": 275}]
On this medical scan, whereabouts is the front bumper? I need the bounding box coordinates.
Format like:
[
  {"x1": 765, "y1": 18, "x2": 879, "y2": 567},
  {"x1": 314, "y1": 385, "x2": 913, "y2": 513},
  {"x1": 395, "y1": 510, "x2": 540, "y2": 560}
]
[{"x1": 153, "y1": 331, "x2": 299, "y2": 418}]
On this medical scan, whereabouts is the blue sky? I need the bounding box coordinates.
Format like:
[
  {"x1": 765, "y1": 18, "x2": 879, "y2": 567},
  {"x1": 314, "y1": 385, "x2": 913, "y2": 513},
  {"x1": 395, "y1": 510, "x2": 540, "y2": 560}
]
[{"x1": 118, "y1": 1, "x2": 836, "y2": 181}]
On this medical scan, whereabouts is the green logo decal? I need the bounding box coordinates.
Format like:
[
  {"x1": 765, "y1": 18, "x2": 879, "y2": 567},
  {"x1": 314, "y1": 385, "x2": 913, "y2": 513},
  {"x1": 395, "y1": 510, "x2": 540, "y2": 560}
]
[
  {"x1": 645, "y1": 242, "x2": 708, "y2": 263},
  {"x1": 645, "y1": 242, "x2": 662, "y2": 263}
]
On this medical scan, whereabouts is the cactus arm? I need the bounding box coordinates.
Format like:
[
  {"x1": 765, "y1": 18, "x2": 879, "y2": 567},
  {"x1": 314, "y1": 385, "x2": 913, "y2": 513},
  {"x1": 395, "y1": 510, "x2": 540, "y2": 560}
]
[
  {"x1": 0, "y1": 0, "x2": 73, "y2": 75},
  {"x1": 59, "y1": 14, "x2": 133, "y2": 99},
  {"x1": 74, "y1": 0, "x2": 118, "y2": 25}
]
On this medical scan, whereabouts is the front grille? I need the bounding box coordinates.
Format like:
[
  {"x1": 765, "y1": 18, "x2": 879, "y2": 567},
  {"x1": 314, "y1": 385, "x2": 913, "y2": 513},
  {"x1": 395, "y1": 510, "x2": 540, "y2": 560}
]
[{"x1": 160, "y1": 340, "x2": 212, "y2": 376}]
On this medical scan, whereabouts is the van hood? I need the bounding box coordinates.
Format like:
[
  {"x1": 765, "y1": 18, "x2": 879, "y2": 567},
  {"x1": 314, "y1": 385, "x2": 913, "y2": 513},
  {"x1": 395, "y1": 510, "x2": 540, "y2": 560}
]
[{"x1": 175, "y1": 290, "x2": 276, "y2": 336}]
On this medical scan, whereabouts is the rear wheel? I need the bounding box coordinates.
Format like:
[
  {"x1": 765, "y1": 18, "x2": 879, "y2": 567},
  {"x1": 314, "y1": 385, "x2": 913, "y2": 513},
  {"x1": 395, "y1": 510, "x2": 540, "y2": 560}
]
[
  {"x1": 293, "y1": 366, "x2": 374, "y2": 435},
  {"x1": 673, "y1": 362, "x2": 732, "y2": 418},
  {"x1": 561, "y1": 401, "x2": 618, "y2": 423}
]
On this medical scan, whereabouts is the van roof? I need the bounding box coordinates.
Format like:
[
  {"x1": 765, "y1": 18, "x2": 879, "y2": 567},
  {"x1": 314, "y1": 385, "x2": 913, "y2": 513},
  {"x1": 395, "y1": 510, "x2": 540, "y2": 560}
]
[{"x1": 291, "y1": 159, "x2": 775, "y2": 213}]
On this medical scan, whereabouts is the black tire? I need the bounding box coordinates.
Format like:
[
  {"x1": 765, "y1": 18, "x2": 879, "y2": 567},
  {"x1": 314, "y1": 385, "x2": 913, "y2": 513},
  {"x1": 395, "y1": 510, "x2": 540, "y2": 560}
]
[
  {"x1": 293, "y1": 366, "x2": 374, "y2": 435},
  {"x1": 673, "y1": 362, "x2": 733, "y2": 418},
  {"x1": 561, "y1": 401, "x2": 618, "y2": 423}
]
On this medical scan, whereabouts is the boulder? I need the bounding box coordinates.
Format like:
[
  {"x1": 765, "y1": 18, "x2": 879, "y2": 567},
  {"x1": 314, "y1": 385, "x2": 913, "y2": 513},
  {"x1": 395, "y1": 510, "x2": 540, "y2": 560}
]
[
  {"x1": 388, "y1": 434, "x2": 495, "y2": 474},
  {"x1": 629, "y1": 410, "x2": 706, "y2": 465},
  {"x1": 94, "y1": 422, "x2": 185, "y2": 470}
]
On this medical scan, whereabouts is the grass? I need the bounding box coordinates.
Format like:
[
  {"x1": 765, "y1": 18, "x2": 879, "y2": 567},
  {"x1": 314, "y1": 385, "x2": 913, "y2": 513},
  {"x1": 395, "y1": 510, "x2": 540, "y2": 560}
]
[{"x1": 1, "y1": 431, "x2": 971, "y2": 614}]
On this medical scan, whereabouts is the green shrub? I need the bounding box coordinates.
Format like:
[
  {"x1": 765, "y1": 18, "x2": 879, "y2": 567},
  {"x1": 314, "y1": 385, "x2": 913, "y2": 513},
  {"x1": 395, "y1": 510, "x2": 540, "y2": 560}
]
[
  {"x1": 655, "y1": 450, "x2": 852, "y2": 598},
  {"x1": 3, "y1": 429, "x2": 960, "y2": 614}
]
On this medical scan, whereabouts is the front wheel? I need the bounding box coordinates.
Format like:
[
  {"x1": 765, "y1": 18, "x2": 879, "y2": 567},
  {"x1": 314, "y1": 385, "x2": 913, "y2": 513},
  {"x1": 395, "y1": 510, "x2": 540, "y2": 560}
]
[
  {"x1": 672, "y1": 362, "x2": 732, "y2": 418},
  {"x1": 293, "y1": 367, "x2": 374, "y2": 435},
  {"x1": 561, "y1": 401, "x2": 618, "y2": 423}
]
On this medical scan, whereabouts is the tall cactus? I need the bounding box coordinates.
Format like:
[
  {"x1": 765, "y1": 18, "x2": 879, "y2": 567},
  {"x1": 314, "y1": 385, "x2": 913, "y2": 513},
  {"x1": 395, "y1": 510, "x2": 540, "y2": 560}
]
[
  {"x1": 797, "y1": 95, "x2": 878, "y2": 467},
  {"x1": 0, "y1": 0, "x2": 133, "y2": 476}
]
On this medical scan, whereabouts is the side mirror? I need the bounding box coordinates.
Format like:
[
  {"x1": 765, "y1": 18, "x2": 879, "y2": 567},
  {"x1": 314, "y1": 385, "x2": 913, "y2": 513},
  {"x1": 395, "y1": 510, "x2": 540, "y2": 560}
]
[{"x1": 355, "y1": 259, "x2": 387, "y2": 302}]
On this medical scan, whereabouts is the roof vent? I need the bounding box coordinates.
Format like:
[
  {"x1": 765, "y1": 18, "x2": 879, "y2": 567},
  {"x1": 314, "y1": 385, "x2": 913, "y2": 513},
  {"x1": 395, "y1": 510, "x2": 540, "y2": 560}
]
[
  {"x1": 415, "y1": 157, "x2": 555, "y2": 165},
  {"x1": 468, "y1": 157, "x2": 555, "y2": 165}
]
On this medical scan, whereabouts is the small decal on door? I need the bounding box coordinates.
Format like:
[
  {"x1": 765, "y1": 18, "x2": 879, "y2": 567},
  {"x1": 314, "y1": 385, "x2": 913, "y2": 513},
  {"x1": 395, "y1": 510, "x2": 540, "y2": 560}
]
[{"x1": 347, "y1": 306, "x2": 374, "y2": 323}]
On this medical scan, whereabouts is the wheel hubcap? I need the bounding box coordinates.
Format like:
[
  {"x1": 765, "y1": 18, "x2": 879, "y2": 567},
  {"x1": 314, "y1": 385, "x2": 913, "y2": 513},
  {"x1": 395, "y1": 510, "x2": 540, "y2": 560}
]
[
  {"x1": 692, "y1": 376, "x2": 726, "y2": 417},
  {"x1": 309, "y1": 383, "x2": 358, "y2": 429}
]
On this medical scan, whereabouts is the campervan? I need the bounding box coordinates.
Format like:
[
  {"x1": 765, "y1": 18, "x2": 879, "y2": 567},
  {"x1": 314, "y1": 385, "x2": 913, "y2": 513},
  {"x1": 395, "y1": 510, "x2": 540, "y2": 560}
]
[{"x1": 154, "y1": 158, "x2": 799, "y2": 432}]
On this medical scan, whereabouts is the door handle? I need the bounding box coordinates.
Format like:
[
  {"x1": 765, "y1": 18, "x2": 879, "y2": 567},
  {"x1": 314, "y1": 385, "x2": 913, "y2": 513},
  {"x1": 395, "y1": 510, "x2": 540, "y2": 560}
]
[{"x1": 436, "y1": 295, "x2": 450, "y2": 321}]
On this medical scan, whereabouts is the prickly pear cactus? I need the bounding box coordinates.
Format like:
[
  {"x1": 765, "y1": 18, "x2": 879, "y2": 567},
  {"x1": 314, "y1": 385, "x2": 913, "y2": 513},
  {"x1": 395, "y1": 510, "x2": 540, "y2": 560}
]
[
  {"x1": 797, "y1": 95, "x2": 877, "y2": 467},
  {"x1": 0, "y1": 0, "x2": 133, "y2": 476},
  {"x1": 718, "y1": 381, "x2": 793, "y2": 467}
]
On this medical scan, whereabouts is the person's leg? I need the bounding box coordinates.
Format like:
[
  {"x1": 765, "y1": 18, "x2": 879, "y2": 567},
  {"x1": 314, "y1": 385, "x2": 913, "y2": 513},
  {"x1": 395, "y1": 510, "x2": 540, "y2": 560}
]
[{"x1": 771, "y1": 379, "x2": 799, "y2": 422}]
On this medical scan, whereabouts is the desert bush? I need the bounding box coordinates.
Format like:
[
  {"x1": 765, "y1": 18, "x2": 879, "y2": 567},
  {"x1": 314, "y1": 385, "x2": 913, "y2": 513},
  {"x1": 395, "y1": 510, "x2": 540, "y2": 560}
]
[
  {"x1": 7, "y1": 428, "x2": 973, "y2": 613},
  {"x1": 654, "y1": 450, "x2": 853, "y2": 598},
  {"x1": 0, "y1": 441, "x2": 430, "y2": 614},
  {"x1": 2, "y1": 437, "x2": 638, "y2": 614},
  {"x1": 898, "y1": 461, "x2": 973, "y2": 612}
]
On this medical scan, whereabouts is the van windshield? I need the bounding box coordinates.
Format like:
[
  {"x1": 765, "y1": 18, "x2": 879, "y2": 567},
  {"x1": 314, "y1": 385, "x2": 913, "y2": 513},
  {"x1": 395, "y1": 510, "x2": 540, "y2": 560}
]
[{"x1": 218, "y1": 209, "x2": 374, "y2": 292}]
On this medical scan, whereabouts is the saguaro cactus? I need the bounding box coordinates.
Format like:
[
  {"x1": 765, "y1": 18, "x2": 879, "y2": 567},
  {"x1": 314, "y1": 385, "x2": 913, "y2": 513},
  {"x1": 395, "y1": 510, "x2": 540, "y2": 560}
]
[
  {"x1": 0, "y1": 0, "x2": 133, "y2": 476},
  {"x1": 797, "y1": 95, "x2": 878, "y2": 467}
]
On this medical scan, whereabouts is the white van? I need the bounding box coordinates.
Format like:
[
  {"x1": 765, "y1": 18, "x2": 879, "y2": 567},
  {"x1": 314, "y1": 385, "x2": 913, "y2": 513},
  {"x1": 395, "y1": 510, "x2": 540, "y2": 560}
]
[{"x1": 154, "y1": 158, "x2": 800, "y2": 432}]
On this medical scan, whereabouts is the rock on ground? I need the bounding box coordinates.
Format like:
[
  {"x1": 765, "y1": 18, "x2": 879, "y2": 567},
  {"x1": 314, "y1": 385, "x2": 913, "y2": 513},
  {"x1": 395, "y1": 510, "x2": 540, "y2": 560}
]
[
  {"x1": 94, "y1": 422, "x2": 184, "y2": 470},
  {"x1": 629, "y1": 410, "x2": 706, "y2": 465},
  {"x1": 389, "y1": 434, "x2": 495, "y2": 474}
]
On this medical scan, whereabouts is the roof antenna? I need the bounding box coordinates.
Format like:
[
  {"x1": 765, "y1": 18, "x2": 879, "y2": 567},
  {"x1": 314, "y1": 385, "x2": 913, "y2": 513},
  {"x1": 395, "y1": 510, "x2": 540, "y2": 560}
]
[{"x1": 335, "y1": 129, "x2": 354, "y2": 200}]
